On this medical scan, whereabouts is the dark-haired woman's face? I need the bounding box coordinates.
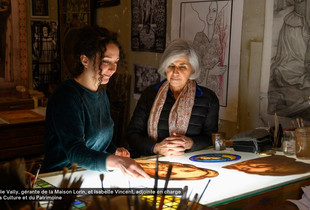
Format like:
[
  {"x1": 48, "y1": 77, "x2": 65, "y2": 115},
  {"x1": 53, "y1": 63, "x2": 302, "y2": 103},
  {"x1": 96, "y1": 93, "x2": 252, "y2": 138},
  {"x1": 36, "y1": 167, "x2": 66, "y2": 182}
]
[{"x1": 98, "y1": 43, "x2": 120, "y2": 85}]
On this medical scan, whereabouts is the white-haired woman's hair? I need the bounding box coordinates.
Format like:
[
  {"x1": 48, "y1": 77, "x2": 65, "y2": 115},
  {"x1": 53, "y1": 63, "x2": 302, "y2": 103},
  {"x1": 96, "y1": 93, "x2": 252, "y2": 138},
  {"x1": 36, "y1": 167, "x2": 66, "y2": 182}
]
[{"x1": 157, "y1": 39, "x2": 201, "y2": 80}]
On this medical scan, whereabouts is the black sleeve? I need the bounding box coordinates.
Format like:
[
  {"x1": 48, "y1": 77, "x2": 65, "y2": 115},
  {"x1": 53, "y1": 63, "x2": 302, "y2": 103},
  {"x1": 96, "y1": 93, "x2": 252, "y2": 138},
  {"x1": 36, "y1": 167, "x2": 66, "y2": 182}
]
[
  {"x1": 126, "y1": 86, "x2": 158, "y2": 157},
  {"x1": 186, "y1": 88, "x2": 219, "y2": 152}
]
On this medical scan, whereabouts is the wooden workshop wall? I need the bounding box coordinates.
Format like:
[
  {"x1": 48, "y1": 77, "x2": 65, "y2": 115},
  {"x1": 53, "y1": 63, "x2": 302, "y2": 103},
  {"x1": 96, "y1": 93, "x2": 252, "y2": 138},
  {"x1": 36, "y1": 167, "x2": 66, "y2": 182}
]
[{"x1": 21, "y1": 0, "x2": 267, "y2": 138}]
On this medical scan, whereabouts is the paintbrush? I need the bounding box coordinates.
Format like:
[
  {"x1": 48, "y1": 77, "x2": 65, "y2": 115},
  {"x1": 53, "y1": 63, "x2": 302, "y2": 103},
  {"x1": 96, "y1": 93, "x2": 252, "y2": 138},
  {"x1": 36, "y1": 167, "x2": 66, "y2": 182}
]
[
  {"x1": 63, "y1": 167, "x2": 68, "y2": 178},
  {"x1": 187, "y1": 193, "x2": 198, "y2": 210},
  {"x1": 296, "y1": 118, "x2": 301, "y2": 128},
  {"x1": 69, "y1": 163, "x2": 77, "y2": 182},
  {"x1": 31, "y1": 163, "x2": 41, "y2": 188},
  {"x1": 47, "y1": 166, "x2": 67, "y2": 210},
  {"x1": 301, "y1": 118, "x2": 304, "y2": 127},
  {"x1": 153, "y1": 154, "x2": 159, "y2": 209},
  {"x1": 99, "y1": 173, "x2": 104, "y2": 190},
  {"x1": 177, "y1": 185, "x2": 189, "y2": 210},
  {"x1": 291, "y1": 119, "x2": 296, "y2": 128},
  {"x1": 274, "y1": 113, "x2": 279, "y2": 148},
  {"x1": 127, "y1": 195, "x2": 131, "y2": 210},
  {"x1": 158, "y1": 164, "x2": 173, "y2": 210},
  {"x1": 134, "y1": 195, "x2": 141, "y2": 210},
  {"x1": 183, "y1": 185, "x2": 189, "y2": 200},
  {"x1": 52, "y1": 172, "x2": 84, "y2": 210},
  {"x1": 197, "y1": 179, "x2": 211, "y2": 203}
]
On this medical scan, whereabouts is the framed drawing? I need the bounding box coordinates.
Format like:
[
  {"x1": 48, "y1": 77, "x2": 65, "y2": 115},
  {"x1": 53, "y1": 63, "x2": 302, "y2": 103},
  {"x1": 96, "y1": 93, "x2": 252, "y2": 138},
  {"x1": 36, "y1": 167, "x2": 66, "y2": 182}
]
[
  {"x1": 31, "y1": 0, "x2": 49, "y2": 17},
  {"x1": 260, "y1": 0, "x2": 310, "y2": 127},
  {"x1": 171, "y1": 0, "x2": 244, "y2": 122},
  {"x1": 133, "y1": 64, "x2": 160, "y2": 99},
  {"x1": 31, "y1": 21, "x2": 60, "y2": 95},
  {"x1": 0, "y1": 0, "x2": 28, "y2": 92},
  {"x1": 58, "y1": 0, "x2": 92, "y2": 80},
  {"x1": 131, "y1": 0, "x2": 166, "y2": 53}
]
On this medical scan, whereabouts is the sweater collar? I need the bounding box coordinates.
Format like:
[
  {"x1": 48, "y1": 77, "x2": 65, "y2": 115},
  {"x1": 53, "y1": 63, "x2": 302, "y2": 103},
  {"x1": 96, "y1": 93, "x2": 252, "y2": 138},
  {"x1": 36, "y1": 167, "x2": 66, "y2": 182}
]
[
  {"x1": 69, "y1": 79, "x2": 103, "y2": 98},
  {"x1": 154, "y1": 79, "x2": 203, "y2": 97}
]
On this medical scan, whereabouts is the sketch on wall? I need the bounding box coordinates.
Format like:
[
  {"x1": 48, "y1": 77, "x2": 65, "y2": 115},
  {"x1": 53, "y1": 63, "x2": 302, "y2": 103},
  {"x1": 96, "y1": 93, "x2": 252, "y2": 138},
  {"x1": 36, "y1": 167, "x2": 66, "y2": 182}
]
[
  {"x1": 131, "y1": 0, "x2": 166, "y2": 52},
  {"x1": 171, "y1": 0, "x2": 244, "y2": 122},
  {"x1": 260, "y1": 0, "x2": 310, "y2": 127},
  {"x1": 189, "y1": 1, "x2": 231, "y2": 106},
  {"x1": 31, "y1": 21, "x2": 60, "y2": 95},
  {"x1": 134, "y1": 64, "x2": 160, "y2": 98}
]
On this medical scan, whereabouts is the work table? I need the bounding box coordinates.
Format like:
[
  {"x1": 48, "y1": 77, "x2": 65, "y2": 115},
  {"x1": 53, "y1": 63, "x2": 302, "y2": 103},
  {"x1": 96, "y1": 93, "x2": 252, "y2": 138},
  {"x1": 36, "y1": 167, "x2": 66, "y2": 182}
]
[{"x1": 38, "y1": 148, "x2": 310, "y2": 209}]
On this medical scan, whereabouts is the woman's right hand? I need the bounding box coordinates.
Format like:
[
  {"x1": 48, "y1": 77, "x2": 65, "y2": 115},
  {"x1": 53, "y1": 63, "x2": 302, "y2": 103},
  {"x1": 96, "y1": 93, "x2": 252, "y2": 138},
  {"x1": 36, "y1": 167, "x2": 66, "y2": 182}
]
[
  {"x1": 106, "y1": 155, "x2": 150, "y2": 179},
  {"x1": 153, "y1": 137, "x2": 186, "y2": 156},
  {"x1": 115, "y1": 147, "x2": 130, "y2": 157}
]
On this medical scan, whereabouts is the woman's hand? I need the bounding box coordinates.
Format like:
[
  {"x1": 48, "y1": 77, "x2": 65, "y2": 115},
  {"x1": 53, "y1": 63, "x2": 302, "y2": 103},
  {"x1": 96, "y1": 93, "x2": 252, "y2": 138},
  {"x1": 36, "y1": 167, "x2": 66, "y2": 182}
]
[
  {"x1": 171, "y1": 133, "x2": 194, "y2": 150},
  {"x1": 25, "y1": 171, "x2": 35, "y2": 183},
  {"x1": 153, "y1": 133, "x2": 194, "y2": 156},
  {"x1": 106, "y1": 155, "x2": 150, "y2": 179},
  {"x1": 115, "y1": 147, "x2": 130, "y2": 157}
]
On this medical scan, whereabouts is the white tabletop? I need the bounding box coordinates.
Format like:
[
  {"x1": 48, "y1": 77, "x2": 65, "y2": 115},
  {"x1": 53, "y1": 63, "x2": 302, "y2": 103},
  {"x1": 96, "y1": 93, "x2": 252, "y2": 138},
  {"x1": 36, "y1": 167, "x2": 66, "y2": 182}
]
[{"x1": 39, "y1": 148, "x2": 310, "y2": 206}]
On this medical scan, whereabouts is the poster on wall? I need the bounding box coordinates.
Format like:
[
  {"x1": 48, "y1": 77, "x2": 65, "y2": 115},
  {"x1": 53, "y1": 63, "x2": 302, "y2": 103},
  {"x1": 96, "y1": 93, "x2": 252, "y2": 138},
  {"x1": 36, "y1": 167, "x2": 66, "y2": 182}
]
[
  {"x1": 59, "y1": 0, "x2": 91, "y2": 36},
  {"x1": 131, "y1": 0, "x2": 166, "y2": 52},
  {"x1": 0, "y1": 0, "x2": 28, "y2": 90},
  {"x1": 59, "y1": 0, "x2": 92, "y2": 80},
  {"x1": 31, "y1": 0, "x2": 49, "y2": 17},
  {"x1": 260, "y1": 0, "x2": 310, "y2": 128},
  {"x1": 134, "y1": 64, "x2": 160, "y2": 99},
  {"x1": 171, "y1": 0, "x2": 243, "y2": 122},
  {"x1": 31, "y1": 21, "x2": 60, "y2": 95}
]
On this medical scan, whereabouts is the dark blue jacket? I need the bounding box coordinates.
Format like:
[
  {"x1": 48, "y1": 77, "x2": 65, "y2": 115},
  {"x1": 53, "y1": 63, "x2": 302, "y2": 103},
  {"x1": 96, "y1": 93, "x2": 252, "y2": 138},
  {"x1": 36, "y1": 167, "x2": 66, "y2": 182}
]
[{"x1": 127, "y1": 81, "x2": 219, "y2": 157}]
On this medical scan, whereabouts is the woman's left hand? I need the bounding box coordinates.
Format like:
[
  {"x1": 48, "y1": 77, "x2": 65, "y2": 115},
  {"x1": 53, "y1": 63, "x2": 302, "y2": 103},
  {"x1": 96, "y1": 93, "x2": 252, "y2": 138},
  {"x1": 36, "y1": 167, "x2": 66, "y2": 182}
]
[
  {"x1": 115, "y1": 147, "x2": 130, "y2": 157},
  {"x1": 25, "y1": 171, "x2": 36, "y2": 187}
]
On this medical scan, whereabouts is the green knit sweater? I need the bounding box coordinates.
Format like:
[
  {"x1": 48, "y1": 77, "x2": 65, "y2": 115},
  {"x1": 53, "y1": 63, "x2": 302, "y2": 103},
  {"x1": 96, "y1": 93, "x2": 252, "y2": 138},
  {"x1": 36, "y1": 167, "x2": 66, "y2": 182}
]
[{"x1": 43, "y1": 79, "x2": 115, "y2": 172}]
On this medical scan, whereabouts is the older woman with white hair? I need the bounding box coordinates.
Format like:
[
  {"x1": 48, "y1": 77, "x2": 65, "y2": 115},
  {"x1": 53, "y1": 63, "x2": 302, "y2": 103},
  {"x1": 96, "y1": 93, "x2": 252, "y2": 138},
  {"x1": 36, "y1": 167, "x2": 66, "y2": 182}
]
[{"x1": 127, "y1": 39, "x2": 219, "y2": 157}]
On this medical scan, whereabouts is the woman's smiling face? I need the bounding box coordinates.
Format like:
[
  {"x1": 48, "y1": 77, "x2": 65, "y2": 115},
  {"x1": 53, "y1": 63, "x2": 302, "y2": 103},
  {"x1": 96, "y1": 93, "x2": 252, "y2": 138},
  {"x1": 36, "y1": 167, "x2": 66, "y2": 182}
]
[
  {"x1": 166, "y1": 56, "x2": 193, "y2": 91},
  {"x1": 98, "y1": 43, "x2": 120, "y2": 85}
]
